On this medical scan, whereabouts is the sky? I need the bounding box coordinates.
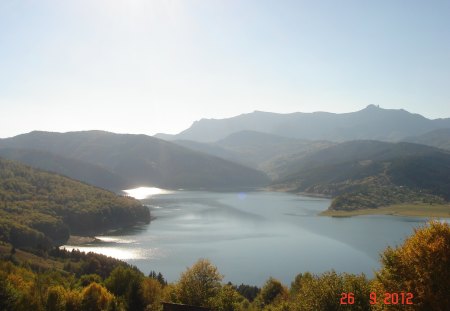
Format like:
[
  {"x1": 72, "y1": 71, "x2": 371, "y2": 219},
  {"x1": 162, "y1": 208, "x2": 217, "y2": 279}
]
[{"x1": 1, "y1": 0, "x2": 449, "y2": 138}]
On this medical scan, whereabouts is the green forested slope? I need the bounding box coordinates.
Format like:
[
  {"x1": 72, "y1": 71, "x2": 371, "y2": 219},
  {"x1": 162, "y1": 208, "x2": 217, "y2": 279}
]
[
  {"x1": 0, "y1": 148, "x2": 129, "y2": 191},
  {"x1": 403, "y1": 127, "x2": 450, "y2": 151},
  {"x1": 0, "y1": 131, "x2": 269, "y2": 190},
  {"x1": 174, "y1": 131, "x2": 333, "y2": 179},
  {"x1": 0, "y1": 157, "x2": 150, "y2": 248},
  {"x1": 272, "y1": 141, "x2": 450, "y2": 211}
]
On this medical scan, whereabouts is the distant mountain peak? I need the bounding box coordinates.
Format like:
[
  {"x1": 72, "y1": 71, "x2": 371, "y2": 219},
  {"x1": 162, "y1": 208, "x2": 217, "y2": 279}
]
[{"x1": 156, "y1": 106, "x2": 450, "y2": 143}]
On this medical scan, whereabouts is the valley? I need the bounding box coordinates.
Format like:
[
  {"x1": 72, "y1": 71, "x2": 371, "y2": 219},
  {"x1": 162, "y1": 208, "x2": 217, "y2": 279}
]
[
  {"x1": 1, "y1": 105, "x2": 450, "y2": 310},
  {"x1": 3, "y1": 2, "x2": 450, "y2": 308}
]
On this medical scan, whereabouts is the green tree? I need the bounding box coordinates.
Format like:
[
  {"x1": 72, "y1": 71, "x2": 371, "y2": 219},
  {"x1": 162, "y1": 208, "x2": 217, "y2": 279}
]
[
  {"x1": 148, "y1": 271, "x2": 166, "y2": 286},
  {"x1": 177, "y1": 258, "x2": 223, "y2": 307},
  {"x1": 126, "y1": 278, "x2": 145, "y2": 311},
  {"x1": 254, "y1": 277, "x2": 288, "y2": 309},
  {"x1": 235, "y1": 283, "x2": 260, "y2": 302},
  {"x1": 105, "y1": 266, "x2": 143, "y2": 297},
  {"x1": 375, "y1": 220, "x2": 450, "y2": 310}
]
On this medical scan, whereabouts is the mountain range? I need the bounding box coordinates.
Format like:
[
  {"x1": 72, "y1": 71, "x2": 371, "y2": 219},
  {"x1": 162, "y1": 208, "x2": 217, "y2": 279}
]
[
  {"x1": 155, "y1": 105, "x2": 450, "y2": 143},
  {"x1": 1, "y1": 105, "x2": 449, "y2": 212}
]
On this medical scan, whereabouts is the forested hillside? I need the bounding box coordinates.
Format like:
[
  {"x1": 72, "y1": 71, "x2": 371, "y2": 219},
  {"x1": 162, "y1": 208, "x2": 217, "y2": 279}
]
[
  {"x1": 404, "y1": 128, "x2": 450, "y2": 151},
  {"x1": 272, "y1": 141, "x2": 450, "y2": 211},
  {"x1": 0, "y1": 157, "x2": 150, "y2": 248},
  {"x1": 0, "y1": 131, "x2": 269, "y2": 190},
  {"x1": 0, "y1": 148, "x2": 129, "y2": 191},
  {"x1": 174, "y1": 131, "x2": 332, "y2": 179}
]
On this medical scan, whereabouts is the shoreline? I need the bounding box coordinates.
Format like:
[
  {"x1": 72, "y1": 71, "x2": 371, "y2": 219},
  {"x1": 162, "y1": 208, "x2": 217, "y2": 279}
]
[
  {"x1": 66, "y1": 235, "x2": 100, "y2": 245},
  {"x1": 264, "y1": 186, "x2": 332, "y2": 199},
  {"x1": 320, "y1": 203, "x2": 450, "y2": 218},
  {"x1": 267, "y1": 187, "x2": 450, "y2": 218}
]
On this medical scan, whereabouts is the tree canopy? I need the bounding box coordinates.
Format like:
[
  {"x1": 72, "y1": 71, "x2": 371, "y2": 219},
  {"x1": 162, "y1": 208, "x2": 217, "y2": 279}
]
[
  {"x1": 0, "y1": 157, "x2": 150, "y2": 248},
  {"x1": 375, "y1": 220, "x2": 450, "y2": 310}
]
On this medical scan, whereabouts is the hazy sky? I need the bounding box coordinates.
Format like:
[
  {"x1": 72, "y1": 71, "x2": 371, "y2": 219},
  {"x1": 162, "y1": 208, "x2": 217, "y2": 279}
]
[{"x1": 1, "y1": 0, "x2": 449, "y2": 138}]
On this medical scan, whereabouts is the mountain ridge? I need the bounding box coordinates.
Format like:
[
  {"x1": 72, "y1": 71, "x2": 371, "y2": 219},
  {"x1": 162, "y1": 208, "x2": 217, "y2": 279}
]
[
  {"x1": 403, "y1": 128, "x2": 450, "y2": 151},
  {"x1": 155, "y1": 105, "x2": 450, "y2": 143},
  {"x1": 0, "y1": 148, "x2": 130, "y2": 191},
  {"x1": 173, "y1": 130, "x2": 333, "y2": 179},
  {"x1": 0, "y1": 130, "x2": 269, "y2": 190}
]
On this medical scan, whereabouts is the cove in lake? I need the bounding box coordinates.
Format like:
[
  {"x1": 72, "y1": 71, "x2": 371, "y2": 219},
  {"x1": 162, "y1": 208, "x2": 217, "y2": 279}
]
[{"x1": 63, "y1": 189, "x2": 434, "y2": 286}]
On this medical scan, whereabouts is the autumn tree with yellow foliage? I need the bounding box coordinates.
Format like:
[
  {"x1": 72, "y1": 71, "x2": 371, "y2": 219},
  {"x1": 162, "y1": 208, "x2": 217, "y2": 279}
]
[{"x1": 375, "y1": 220, "x2": 450, "y2": 310}]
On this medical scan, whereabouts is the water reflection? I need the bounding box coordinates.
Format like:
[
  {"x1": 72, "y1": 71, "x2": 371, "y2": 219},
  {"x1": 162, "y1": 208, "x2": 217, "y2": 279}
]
[
  {"x1": 62, "y1": 246, "x2": 143, "y2": 260},
  {"x1": 62, "y1": 191, "x2": 442, "y2": 286},
  {"x1": 123, "y1": 187, "x2": 172, "y2": 199}
]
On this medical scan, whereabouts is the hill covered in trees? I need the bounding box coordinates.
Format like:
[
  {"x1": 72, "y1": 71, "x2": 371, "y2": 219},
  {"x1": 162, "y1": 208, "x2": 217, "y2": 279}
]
[
  {"x1": 0, "y1": 157, "x2": 150, "y2": 249},
  {"x1": 174, "y1": 131, "x2": 332, "y2": 179},
  {"x1": 272, "y1": 141, "x2": 450, "y2": 211},
  {"x1": 403, "y1": 128, "x2": 450, "y2": 151},
  {"x1": 0, "y1": 131, "x2": 269, "y2": 191},
  {"x1": 0, "y1": 148, "x2": 129, "y2": 191}
]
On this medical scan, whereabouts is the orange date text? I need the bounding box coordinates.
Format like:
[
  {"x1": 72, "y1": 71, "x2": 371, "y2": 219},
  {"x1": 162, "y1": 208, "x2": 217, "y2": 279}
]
[{"x1": 340, "y1": 292, "x2": 414, "y2": 305}]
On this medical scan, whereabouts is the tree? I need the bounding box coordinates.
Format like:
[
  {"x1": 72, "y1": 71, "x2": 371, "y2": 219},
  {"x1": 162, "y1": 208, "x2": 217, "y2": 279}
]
[
  {"x1": 235, "y1": 283, "x2": 260, "y2": 302},
  {"x1": 126, "y1": 278, "x2": 145, "y2": 311},
  {"x1": 79, "y1": 274, "x2": 102, "y2": 287},
  {"x1": 291, "y1": 271, "x2": 370, "y2": 311},
  {"x1": 140, "y1": 278, "x2": 163, "y2": 310},
  {"x1": 211, "y1": 284, "x2": 245, "y2": 311},
  {"x1": 81, "y1": 282, "x2": 114, "y2": 311},
  {"x1": 375, "y1": 220, "x2": 450, "y2": 310},
  {"x1": 46, "y1": 285, "x2": 67, "y2": 311},
  {"x1": 0, "y1": 275, "x2": 19, "y2": 311},
  {"x1": 177, "y1": 258, "x2": 223, "y2": 307},
  {"x1": 105, "y1": 266, "x2": 143, "y2": 297},
  {"x1": 290, "y1": 272, "x2": 312, "y2": 296},
  {"x1": 254, "y1": 277, "x2": 288, "y2": 309},
  {"x1": 65, "y1": 290, "x2": 82, "y2": 311},
  {"x1": 148, "y1": 271, "x2": 167, "y2": 286}
]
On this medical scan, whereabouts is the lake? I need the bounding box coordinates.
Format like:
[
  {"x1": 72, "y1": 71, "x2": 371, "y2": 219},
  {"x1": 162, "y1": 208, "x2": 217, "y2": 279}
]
[{"x1": 63, "y1": 188, "x2": 434, "y2": 286}]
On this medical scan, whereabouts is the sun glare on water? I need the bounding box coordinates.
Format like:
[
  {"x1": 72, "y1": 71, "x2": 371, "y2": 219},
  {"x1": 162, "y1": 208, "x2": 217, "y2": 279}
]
[
  {"x1": 61, "y1": 246, "x2": 164, "y2": 260},
  {"x1": 123, "y1": 187, "x2": 172, "y2": 199},
  {"x1": 62, "y1": 246, "x2": 142, "y2": 260}
]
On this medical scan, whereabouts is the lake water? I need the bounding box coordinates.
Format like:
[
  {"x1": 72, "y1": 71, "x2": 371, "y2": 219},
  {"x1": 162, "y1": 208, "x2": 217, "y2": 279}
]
[{"x1": 63, "y1": 188, "x2": 435, "y2": 286}]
